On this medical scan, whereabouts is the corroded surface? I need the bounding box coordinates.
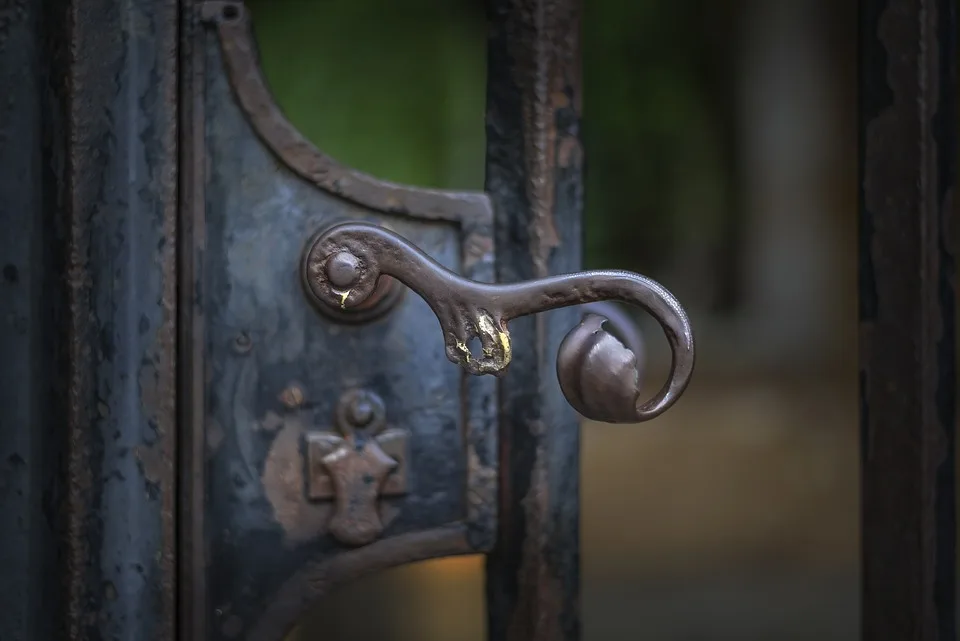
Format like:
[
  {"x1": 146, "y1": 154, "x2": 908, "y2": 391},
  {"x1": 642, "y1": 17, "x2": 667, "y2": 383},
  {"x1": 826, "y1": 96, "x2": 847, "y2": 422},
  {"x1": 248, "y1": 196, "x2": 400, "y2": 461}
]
[
  {"x1": 58, "y1": 1, "x2": 180, "y2": 640},
  {"x1": 182, "y1": 3, "x2": 498, "y2": 639},
  {"x1": 305, "y1": 390, "x2": 410, "y2": 546},
  {"x1": 3, "y1": 2, "x2": 181, "y2": 640},
  {"x1": 0, "y1": 5, "x2": 179, "y2": 641},
  {"x1": 484, "y1": 0, "x2": 586, "y2": 639}
]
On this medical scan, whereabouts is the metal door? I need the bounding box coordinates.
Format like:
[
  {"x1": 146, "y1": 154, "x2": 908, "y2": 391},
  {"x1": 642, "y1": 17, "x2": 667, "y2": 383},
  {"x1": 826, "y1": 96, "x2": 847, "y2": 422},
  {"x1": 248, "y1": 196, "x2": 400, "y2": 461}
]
[
  {"x1": 1, "y1": 0, "x2": 695, "y2": 639},
  {"x1": 180, "y1": 2, "x2": 692, "y2": 638}
]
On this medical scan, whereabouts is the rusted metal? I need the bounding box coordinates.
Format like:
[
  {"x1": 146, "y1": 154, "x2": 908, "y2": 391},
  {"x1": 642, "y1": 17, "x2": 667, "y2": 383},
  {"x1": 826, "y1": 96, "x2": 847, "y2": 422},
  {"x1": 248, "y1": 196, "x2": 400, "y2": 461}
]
[
  {"x1": 182, "y1": 1, "x2": 500, "y2": 638},
  {"x1": 183, "y1": 0, "x2": 688, "y2": 638},
  {"x1": 859, "y1": 0, "x2": 957, "y2": 640},
  {"x1": 303, "y1": 222, "x2": 694, "y2": 423},
  {"x1": 21, "y1": 0, "x2": 182, "y2": 639},
  {"x1": 484, "y1": 0, "x2": 585, "y2": 638},
  {"x1": 305, "y1": 389, "x2": 410, "y2": 546},
  {"x1": 303, "y1": 224, "x2": 406, "y2": 324}
]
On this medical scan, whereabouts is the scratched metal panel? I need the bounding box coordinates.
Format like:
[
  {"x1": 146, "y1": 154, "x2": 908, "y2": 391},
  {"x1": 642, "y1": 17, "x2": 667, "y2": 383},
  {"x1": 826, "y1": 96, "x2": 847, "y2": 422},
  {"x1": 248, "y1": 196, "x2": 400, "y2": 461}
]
[{"x1": 185, "y1": 4, "x2": 497, "y2": 640}]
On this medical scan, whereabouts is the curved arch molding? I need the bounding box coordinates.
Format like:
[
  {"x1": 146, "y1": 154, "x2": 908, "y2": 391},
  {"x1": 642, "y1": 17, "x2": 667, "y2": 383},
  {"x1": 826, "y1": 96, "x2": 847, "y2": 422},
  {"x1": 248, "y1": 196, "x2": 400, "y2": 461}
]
[
  {"x1": 202, "y1": 0, "x2": 492, "y2": 223},
  {"x1": 185, "y1": 3, "x2": 497, "y2": 640}
]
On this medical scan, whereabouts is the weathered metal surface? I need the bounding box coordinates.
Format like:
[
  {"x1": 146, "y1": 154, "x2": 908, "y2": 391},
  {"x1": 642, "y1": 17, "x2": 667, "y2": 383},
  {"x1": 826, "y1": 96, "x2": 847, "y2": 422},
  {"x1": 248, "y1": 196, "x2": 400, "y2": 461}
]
[
  {"x1": 303, "y1": 226, "x2": 406, "y2": 324},
  {"x1": 303, "y1": 222, "x2": 694, "y2": 423},
  {"x1": 3, "y1": 2, "x2": 180, "y2": 639},
  {"x1": 859, "y1": 0, "x2": 957, "y2": 640},
  {"x1": 200, "y1": 0, "x2": 492, "y2": 224},
  {"x1": 0, "y1": 2, "x2": 61, "y2": 640},
  {"x1": 179, "y1": 1, "x2": 209, "y2": 638},
  {"x1": 59, "y1": 0, "x2": 180, "y2": 640},
  {"x1": 305, "y1": 389, "x2": 410, "y2": 546},
  {"x1": 484, "y1": 0, "x2": 585, "y2": 638},
  {"x1": 182, "y1": 2, "x2": 499, "y2": 639}
]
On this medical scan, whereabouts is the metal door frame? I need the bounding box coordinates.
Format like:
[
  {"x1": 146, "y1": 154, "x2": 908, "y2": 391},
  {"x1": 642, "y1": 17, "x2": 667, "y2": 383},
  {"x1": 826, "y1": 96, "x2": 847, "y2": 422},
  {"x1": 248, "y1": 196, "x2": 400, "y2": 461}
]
[{"x1": 859, "y1": 1, "x2": 957, "y2": 640}]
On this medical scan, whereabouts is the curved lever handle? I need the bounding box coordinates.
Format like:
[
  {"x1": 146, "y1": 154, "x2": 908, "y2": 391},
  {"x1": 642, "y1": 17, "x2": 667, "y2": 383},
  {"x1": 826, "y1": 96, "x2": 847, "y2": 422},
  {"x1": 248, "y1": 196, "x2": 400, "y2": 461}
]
[{"x1": 301, "y1": 222, "x2": 695, "y2": 423}]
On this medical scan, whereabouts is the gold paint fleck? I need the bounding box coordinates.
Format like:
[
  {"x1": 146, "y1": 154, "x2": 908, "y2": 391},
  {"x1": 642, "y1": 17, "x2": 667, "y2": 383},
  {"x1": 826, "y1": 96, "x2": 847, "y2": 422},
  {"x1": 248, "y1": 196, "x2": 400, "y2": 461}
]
[
  {"x1": 498, "y1": 330, "x2": 512, "y2": 367},
  {"x1": 476, "y1": 312, "x2": 512, "y2": 370}
]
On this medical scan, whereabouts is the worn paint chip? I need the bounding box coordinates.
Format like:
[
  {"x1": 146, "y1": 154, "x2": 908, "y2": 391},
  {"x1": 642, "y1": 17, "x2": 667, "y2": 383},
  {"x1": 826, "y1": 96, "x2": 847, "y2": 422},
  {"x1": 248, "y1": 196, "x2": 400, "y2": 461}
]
[{"x1": 476, "y1": 312, "x2": 512, "y2": 370}]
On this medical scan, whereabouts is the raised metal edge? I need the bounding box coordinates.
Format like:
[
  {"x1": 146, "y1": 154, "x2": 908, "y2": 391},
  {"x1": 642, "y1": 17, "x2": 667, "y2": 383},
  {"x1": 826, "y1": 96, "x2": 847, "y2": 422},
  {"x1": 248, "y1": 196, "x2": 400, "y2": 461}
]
[
  {"x1": 246, "y1": 525, "x2": 471, "y2": 641},
  {"x1": 179, "y1": 0, "x2": 208, "y2": 638},
  {"x1": 299, "y1": 221, "x2": 407, "y2": 324},
  {"x1": 199, "y1": 0, "x2": 493, "y2": 226}
]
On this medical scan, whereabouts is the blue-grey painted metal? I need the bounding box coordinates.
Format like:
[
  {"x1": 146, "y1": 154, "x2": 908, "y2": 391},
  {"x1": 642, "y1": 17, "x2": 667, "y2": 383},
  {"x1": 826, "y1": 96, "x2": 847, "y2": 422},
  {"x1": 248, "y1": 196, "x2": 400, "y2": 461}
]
[{"x1": 0, "y1": 0, "x2": 179, "y2": 639}]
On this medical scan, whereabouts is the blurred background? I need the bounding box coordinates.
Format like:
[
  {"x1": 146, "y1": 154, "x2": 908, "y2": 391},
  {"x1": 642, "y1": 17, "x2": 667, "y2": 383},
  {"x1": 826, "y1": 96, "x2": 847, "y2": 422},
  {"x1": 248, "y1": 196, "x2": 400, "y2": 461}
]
[{"x1": 247, "y1": 0, "x2": 858, "y2": 638}]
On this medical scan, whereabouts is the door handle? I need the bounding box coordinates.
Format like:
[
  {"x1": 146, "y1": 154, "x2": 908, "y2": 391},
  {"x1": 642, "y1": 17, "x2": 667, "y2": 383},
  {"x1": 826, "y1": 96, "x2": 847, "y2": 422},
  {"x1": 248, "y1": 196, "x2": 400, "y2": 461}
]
[{"x1": 301, "y1": 222, "x2": 695, "y2": 424}]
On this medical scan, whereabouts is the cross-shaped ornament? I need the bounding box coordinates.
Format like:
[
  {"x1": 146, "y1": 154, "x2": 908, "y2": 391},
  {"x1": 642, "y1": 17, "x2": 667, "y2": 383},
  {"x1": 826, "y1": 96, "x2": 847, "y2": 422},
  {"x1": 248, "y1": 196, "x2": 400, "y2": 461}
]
[{"x1": 305, "y1": 389, "x2": 409, "y2": 546}]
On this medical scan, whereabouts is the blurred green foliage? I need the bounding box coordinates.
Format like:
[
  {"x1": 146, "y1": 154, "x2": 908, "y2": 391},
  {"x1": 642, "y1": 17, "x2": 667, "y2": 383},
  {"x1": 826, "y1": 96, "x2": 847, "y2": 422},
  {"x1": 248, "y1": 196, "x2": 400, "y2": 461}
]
[
  {"x1": 248, "y1": 0, "x2": 486, "y2": 189},
  {"x1": 247, "y1": 0, "x2": 729, "y2": 273}
]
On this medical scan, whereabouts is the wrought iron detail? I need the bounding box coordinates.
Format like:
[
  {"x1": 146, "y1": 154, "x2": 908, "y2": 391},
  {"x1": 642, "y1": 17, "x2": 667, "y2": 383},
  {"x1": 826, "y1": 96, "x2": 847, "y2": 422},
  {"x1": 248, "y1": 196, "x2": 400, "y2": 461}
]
[
  {"x1": 302, "y1": 222, "x2": 695, "y2": 423},
  {"x1": 305, "y1": 390, "x2": 409, "y2": 546},
  {"x1": 192, "y1": 4, "x2": 500, "y2": 636},
  {"x1": 198, "y1": 0, "x2": 492, "y2": 225}
]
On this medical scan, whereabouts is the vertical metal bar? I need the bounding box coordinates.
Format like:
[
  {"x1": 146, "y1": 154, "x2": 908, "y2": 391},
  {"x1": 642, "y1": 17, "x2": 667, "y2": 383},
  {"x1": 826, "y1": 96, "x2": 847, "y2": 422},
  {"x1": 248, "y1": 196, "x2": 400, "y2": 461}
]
[
  {"x1": 179, "y1": 0, "x2": 208, "y2": 638},
  {"x1": 59, "y1": 0, "x2": 180, "y2": 639},
  {"x1": 859, "y1": 0, "x2": 956, "y2": 640},
  {"x1": 484, "y1": 0, "x2": 584, "y2": 639},
  {"x1": 0, "y1": 2, "x2": 61, "y2": 639}
]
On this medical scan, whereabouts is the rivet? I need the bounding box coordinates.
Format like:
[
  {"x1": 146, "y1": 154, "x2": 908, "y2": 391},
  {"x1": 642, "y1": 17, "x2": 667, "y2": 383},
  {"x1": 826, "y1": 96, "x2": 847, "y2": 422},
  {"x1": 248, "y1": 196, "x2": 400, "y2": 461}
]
[
  {"x1": 347, "y1": 396, "x2": 374, "y2": 427},
  {"x1": 279, "y1": 385, "x2": 305, "y2": 409},
  {"x1": 232, "y1": 332, "x2": 252, "y2": 354},
  {"x1": 326, "y1": 251, "x2": 361, "y2": 288}
]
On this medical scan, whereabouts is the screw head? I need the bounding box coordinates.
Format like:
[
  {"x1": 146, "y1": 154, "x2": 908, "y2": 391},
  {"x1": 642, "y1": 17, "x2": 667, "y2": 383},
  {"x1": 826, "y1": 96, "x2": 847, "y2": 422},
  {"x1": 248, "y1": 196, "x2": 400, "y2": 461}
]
[
  {"x1": 326, "y1": 252, "x2": 361, "y2": 289},
  {"x1": 335, "y1": 389, "x2": 386, "y2": 436}
]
